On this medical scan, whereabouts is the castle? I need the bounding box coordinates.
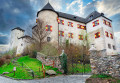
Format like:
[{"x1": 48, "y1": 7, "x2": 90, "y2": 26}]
[{"x1": 9, "y1": 3, "x2": 117, "y2": 55}]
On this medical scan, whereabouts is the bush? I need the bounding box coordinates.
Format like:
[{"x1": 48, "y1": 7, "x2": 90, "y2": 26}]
[
  {"x1": 0, "y1": 57, "x2": 6, "y2": 66},
  {"x1": 5, "y1": 59, "x2": 11, "y2": 65},
  {"x1": 32, "y1": 51, "x2": 37, "y2": 58},
  {"x1": 4, "y1": 55, "x2": 11, "y2": 59}
]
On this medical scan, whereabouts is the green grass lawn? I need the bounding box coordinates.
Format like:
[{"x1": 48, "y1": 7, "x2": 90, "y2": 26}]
[
  {"x1": 0, "y1": 56, "x2": 62, "y2": 79},
  {"x1": 68, "y1": 63, "x2": 91, "y2": 74},
  {"x1": 89, "y1": 74, "x2": 120, "y2": 83}
]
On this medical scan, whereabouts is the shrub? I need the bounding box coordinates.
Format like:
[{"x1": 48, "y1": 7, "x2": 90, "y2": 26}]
[
  {"x1": 0, "y1": 57, "x2": 6, "y2": 66},
  {"x1": 5, "y1": 59, "x2": 11, "y2": 65},
  {"x1": 4, "y1": 55, "x2": 11, "y2": 59},
  {"x1": 32, "y1": 51, "x2": 37, "y2": 58},
  {"x1": 16, "y1": 54, "x2": 21, "y2": 57}
]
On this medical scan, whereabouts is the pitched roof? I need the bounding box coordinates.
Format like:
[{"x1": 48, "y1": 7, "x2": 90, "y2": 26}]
[
  {"x1": 37, "y1": 3, "x2": 112, "y2": 24},
  {"x1": 37, "y1": 2, "x2": 55, "y2": 17},
  {"x1": 18, "y1": 35, "x2": 32, "y2": 39},
  {"x1": 11, "y1": 27, "x2": 25, "y2": 32},
  {"x1": 57, "y1": 12, "x2": 86, "y2": 23}
]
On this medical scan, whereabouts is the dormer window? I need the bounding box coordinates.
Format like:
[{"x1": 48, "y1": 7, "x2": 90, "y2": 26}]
[{"x1": 89, "y1": 15, "x2": 93, "y2": 20}]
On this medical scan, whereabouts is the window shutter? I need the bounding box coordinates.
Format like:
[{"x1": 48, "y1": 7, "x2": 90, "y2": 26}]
[
  {"x1": 93, "y1": 22, "x2": 95, "y2": 27},
  {"x1": 98, "y1": 32, "x2": 100, "y2": 37},
  {"x1": 68, "y1": 22, "x2": 69, "y2": 26},
  {"x1": 79, "y1": 35, "x2": 80, "y2": 39},
  {"x1": 72, "y1": 33, "x2": 73, "y2": 38},
  {"x1": 50, "y1": 26, "x2": 52, "y2": 31},
  {"x1": 84, "y1": 26, "x2": 86, "y2": 30},
  {"x1": 36, "y1": 19, "x2": 37, "y2": 23},
  {"x1": 46, "y1": 25, "x2": 48, "y2": 31},
  {"x1": 95, "y1": 33, "x2": 97, "y2": 38},
  {"x1": 71, "y1": 23, "x2": 73, "y2": 27},
  {"x1": 68, "y1": 33, "x2": 70, "y2": 38},
  {"x1": 81, "y1": 35, "x2": 83, "y2": 40},
  {"x1": 77, "y1": 24, "x2": 79, "y2": 28},
  {"x1": 59, "y1": 31, "x2": 60, "y2": 36},
  {"x1": 97, "y1": 20, "x2": 99, "y2": 25},
  {"x1": 62, "y1": 20, "x2": 64, "y2": 25},
  {"x1": 62, "y1": 31, "x2": 64, "y2": 37}
]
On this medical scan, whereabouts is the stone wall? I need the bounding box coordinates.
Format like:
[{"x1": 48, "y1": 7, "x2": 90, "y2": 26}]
[
  {"x1": 90, "y1": 49, "x2": 120, "y2": 79},
  {"x1": 36, "y1": 52, "x2": 61, "y2": 70}
]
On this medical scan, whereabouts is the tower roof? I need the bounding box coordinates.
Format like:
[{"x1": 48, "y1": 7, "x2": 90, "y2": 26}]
[
  {"x1": 11, "y1": 27, "x2": 25, "y2": 32},
  {"x1": 37, "y1": 2, "x2": 55, "y2": 17}
]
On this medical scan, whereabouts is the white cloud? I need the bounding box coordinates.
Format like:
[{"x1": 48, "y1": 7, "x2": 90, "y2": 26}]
[
  {"x1": 0, "y1": 33, "x2": 8, "y2": 37},
  {"x1": 49, "y1": 0, "x2": 62, "y2": 11},
  {"x1": 13, "y1": 8, "x2": 20, "y2": 14},
  {"x1": 66, "y1": 0, "x2": 85, "y2": 16},
  {"x1": 96, "y1": 0, "x2": 120, "y2": 17}
]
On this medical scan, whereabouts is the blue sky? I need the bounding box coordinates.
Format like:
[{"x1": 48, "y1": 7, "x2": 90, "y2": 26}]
[{"x1": 0, "y1": 0, "x2": 120, "y2": 44}]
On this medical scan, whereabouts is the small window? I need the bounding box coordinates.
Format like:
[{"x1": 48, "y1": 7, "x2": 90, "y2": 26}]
[
  {"x1": 21, "y1": 44, "x2": 23, "y2": 46},
  {"x1": 60, "y1": 20, "x2": 64, "y2": 25},
  {"x1": 105, "y1": 31, "x2": 109, "y2": 37},
  {"x1": 110, "y1": 33, "x2": 113, "y2": 39},
  {"x1": 77, "y1": 24, "x2": 86, "y2": 30},
  {"x1": 68, "y1": 33, "x2": 73, "y2": 38},
  {"x1": 79, "y1": 35, "x2": 83, "y2": 40},
  {"x1": 95, "y1": 32, "x2": 100, "y2": 38},
  {"x1": 108, "y1": 44, "x2": 111, "y2": 49},
  {"x1": 46, "y1": 25, "x2": 52, "y2": 31},
  {"x1": 68, "y1": 22, "x2": 73, "y2": 27},
  {"x1": 113, "y1": 45, "x2": 116, "y2": 50},
  {"x1": 47, "y1": 37, "x2": 51, "y2": 42},
  {"x1": 59, "y1": 31, "x2": 64, "y2": 37},
  {"x1": 93, "y1": 20, "x2": 99, "y2": 27},
  {"x1": 89, "y1": 15, "x2": 93, "y2": 20}
]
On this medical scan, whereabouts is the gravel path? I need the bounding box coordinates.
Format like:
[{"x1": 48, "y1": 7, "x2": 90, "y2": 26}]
[{"x1": 0, "y1": 75, "x2": 91, "y2": 83}]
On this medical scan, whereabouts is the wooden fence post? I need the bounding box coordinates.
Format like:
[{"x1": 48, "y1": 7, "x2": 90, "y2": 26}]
[
  {"x1": 53, "y1": 61, "x2": 54, "y2": 68},
  {"x1": 42, "y1": 64, "x2": 43, "y2": 72}
]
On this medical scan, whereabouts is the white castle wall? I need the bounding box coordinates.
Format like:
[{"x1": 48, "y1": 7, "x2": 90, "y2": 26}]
[
  {"x1": 86, "y1": 16, "x2": 117, "y2": 55},
  {"x1": 16, "y1": 37, "x2": 31, "y2": 54},
  {"x1": 10, "y1": 29, "x2": 24, "y2": 50},
  {"x1": 37, "y1": 10, "x2": 58, "y2": 46},
  {"x1": 58, "y1": 17, "x2": 86, "y2": 46}
]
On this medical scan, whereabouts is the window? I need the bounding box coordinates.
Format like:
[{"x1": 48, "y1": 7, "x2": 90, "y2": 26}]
[
  {"x1": 21, "y1": 44, "x2": 23, "y2": 46},
  {"x1": 59, "y1": 31, "x2": 64, "y2": 37},
  {"x1": 95, "y1": 32, "x2": 100, "y2": 38},
  {"x1": 57, "y1": 17, "x2": 60, "y2": 23},
  {"x1": 60, "y1": 20, "x2": 64, "y2": 25},
  {"x1": 77, "y1": 24, "x2": 86, "y2": 30},
  {"x1": 68, "y1": 22, "x2": 73, "y2": 27},
  {"x1": 110, "y1": 33, "x2": 113, "y2": 39},
  {"x1": 89, "y1": 15, "x2": 93, "y2": 20},
  {"x1": 68, "y1": 33, "x2": 73, "y2": 38},
  {"x1": 108, "y1": 44, "x2": 111, "y2": 49},
  {"x1": 79, "y1": 35, "x2": 83, "y2": 40},
  {"x1": 113, "y1": 45, "x2": 116, "y2": 50},
  {"x1": 47, "y1": 37, "x2": 51, "y2": 42},
  {"x1": 93, "y1": 20, "x2": 99, "y2": 27},
  {"x1": 46, "y1": 25, "x2": 52, "y2": 31},
  {"x1": 105, "y1": 31, "x2": 109, "y2": 37},
  {"x1": 103, "y1": 19, "x2": 112, "y2": 27}
]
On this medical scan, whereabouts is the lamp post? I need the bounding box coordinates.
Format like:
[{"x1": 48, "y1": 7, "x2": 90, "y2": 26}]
[{"x1": 13, "y1": 67, "x2": 16, "y2": 76}]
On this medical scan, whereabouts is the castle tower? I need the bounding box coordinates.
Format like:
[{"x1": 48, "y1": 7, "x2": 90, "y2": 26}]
[{"x1": 10, "y1": 27, "x2": 24, "y2": 50}]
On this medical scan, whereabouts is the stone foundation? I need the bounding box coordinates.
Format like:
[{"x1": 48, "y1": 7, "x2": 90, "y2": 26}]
[
  {"x1": 90, "y1": 49, "x2": 120, "y2": 79},
  {"x1": 36, "y1": 52, "x2": 61, "y2": 70}
]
